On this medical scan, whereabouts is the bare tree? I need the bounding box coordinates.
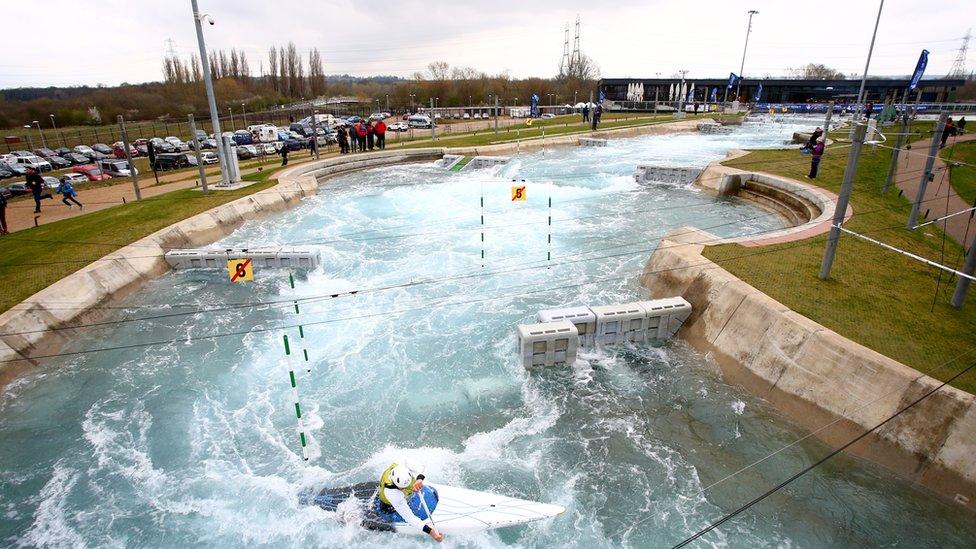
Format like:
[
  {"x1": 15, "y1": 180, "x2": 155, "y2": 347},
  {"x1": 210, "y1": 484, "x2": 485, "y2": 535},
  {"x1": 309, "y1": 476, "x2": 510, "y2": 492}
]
[
  {"x1": 190, "y1": 54, "x2": 202, "y2": 82},
  {"x1": 427, "y1": 61, "x2": 450, "y2": 80},
  {"x1": 788, "y1": 63, "x2": 845, "y2": 79},
  {"x1": 268, "y1": 46, "x2": 279, "y2": 92}
]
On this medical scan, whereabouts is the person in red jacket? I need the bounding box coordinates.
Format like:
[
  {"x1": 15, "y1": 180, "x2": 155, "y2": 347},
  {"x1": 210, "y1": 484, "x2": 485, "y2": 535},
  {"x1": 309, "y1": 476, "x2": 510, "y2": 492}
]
[
  {"x1": 355, "y1": 121, "x2": 367, "y2": 152},
  {"x1": 374, "y1": 119, "x2": 387, "y2": 150},
  {"x1": 366, "y1": 121, "x2": 375, "y2": 150}
]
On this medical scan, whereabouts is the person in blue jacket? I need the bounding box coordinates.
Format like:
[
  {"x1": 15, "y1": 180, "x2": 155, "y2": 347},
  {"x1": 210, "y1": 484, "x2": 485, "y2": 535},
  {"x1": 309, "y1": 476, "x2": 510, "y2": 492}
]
[{"x1": 57, "y1": 177, "x2": 83, "y2": 209}]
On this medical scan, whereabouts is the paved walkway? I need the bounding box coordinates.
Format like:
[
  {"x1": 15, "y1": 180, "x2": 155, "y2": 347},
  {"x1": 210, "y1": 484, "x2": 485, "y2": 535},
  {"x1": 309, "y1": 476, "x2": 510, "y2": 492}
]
[{"x1": 894, "y1": 132, "x2": 976, "y2": 247}]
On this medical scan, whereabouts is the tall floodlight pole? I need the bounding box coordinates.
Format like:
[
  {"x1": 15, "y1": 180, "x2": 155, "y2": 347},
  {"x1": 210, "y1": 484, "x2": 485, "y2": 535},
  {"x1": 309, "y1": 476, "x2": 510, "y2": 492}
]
[
  {"x1": 32, "y1": 120, "x2": 46, "y2": 148},
  {"x1": 188, "y1": 114, "x2": 208, "y2": 193},
  {"x1": 241, "y1": 103, "x2": 247, "y2": 127},
  {"x1": 854, "y1": 0, "x2": 885, "y2": 121},
  {"x1": 49, "y1": 114, "x2": 64, "y2": 147},
  {"x1": 191, "y1": 0, "x2": 229, "y2": 186},
  {"x1": 734, "y1": 10, "x2": 759, "y2": 103}
]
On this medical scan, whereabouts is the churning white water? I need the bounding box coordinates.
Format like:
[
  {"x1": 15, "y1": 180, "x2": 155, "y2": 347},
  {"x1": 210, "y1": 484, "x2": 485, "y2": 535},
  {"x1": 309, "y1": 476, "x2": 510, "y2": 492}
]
[{"x1": 2, "y1": 117, "x2": 974, "y2": 548}]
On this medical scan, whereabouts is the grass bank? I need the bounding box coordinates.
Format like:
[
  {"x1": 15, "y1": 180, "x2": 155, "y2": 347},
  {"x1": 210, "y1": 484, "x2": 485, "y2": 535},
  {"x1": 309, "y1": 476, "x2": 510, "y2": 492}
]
[
  {"x1": 702, "y1": 126, "x2": 976, "y2": 394},
  {"x1": 0, "y1": 170, "x2": 278, "y2": 312},
  {"x1": 944, "y1": 138, "x2": 976, "y2": 205}
]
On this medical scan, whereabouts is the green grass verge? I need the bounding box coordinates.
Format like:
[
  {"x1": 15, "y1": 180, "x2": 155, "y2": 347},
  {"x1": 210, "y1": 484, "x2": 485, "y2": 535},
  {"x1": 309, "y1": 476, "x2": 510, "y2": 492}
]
[
  {"x1": 0, "y1": 170, "x2": 278, "y2": 312},
  {"x1": 702, "y1": 125, "x2": 976, "y2": 394},
  {"x1": 944, "y1": 138, "x2": 976, "y2": 206}
]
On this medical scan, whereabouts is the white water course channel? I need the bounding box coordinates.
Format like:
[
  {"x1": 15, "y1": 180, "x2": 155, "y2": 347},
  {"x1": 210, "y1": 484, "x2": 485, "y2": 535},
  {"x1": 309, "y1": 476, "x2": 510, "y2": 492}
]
[{"x1": 2, "y1": 118, "x2": 975, "y2": 548}]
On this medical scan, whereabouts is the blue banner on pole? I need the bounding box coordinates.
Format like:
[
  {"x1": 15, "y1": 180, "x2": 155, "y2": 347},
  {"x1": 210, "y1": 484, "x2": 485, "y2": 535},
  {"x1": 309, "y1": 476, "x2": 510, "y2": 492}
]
[
  {"x1": 909, "y1": 49, "x2": 929, "y2": 91},
  {"x1": 727, "y1": 72, "x2": 738, "y2": 89},
  {"x1": 530, "y1": 93, "x2": 540, "y2": 117},
  {"x1": 710, "y1": 87, "x2": 717, "y2": 102},
  {"x1": 754, "y1": 83, "x2": 763, "y2": 102}
]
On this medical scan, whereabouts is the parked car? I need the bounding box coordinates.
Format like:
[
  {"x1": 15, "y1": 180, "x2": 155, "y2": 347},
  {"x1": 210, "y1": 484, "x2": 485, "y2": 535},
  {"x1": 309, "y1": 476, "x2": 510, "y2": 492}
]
[
  {"x1": 55, "y1": 147, "x2": 71, "y2": 157},
  {"x1": 0, "y1": 165, "x2": 13, "y2": 180},
  {"x1": 346, "y1": 116, "x2": 363, "y2": 125},
  {"x1": 151, "y1": 153, "x2": 191, "y2": 170},
  {"x1": 135, "y1": 144, "x2": 149, "y2": 156},
  {"x1": 541, "y1": 113, "x2": 556, "y2": 119},
  {"x1": 133, "y1": 138, "x2": 149, "y2": 147},
  {"x1": 149, "y1": 137, "x2": 176, "y2": 153},
  {"x1": 0, "y1": 184, "x2": 12, "y2": 198},
  {"x1": 64, "y1": 152, "x2": 90, "y2": 165},
  {"x1": 164, "y1": 136, "x2": 188, "y2": 151},
  {"x1": 387, "y1": 122, "x2": 408, "y2": 132},
  {"x1": 289, "y1": 123, "x2": 314, "y2": 137},
  {"x1": 407, "y1": 115, "x2": 433, "y2": 129},
  {"x1": 46, "y1": 156, "x2": 71, "y2": 169},
  {"x1": 92, "y1": 143, "x2": 112, "y2": 155},
  {"x1": 232, "y1": 131, "x2": 253, "y2": 146},
  {"x1": 14, "y1": 155, "x2": 53, "y2": 172},
  {"x1": 73, "y1": 145, "x2": 95, "y2": 157},
  {"x1": 61, "y1": 172, "x2": 88, "y2": 185},
  {"x1": 98, "y1": 159, "x2": 138, "y2": 177},
  {"x1": 34, "y1": 147, "x2": 58, "y2": 159},
  {"x1": 11, "y1": 150, "x2": 32, "y2": 157},
  {"x1": 236, "y1": 145, "x2": 258, "y2": 159},
  {"x1": 42, "y1": 176, "x2": 61, "y2": 189},
  {"x1": 200, "y1": 151, "x2": 219, "y2": 165},
  {"x1": 2, "y1": 161, "x2": 27, "y2": 176},
  {"x1": 0, "y1": 153, "x2": 17, "y2": 165},
  {"x1": 72, "y1": 164, "x2": 111, "y2": 181},
  {"x1": 6, "y1": 182, "x2": 31, "y2": 195},
  {"x1": 112, "y1": 142, "x2": 138, "y2": 158},
  {"x1": 260, "y1": 143, "x2": 276, "y2": 155}
]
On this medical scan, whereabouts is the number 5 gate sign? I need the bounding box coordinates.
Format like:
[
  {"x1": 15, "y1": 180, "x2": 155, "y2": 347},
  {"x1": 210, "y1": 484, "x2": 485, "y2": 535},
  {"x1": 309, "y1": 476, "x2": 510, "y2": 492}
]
[
  {"x1": 511, "y1": 185, "x2": 527, "y2": 201},
  {"x1": 228, "y1": 258, "x2": 254, "y2": 282}
]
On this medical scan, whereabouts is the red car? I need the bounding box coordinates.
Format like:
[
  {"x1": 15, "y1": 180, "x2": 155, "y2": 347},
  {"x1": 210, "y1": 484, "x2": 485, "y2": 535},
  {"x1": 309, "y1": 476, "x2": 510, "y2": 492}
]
[
  {"x1": 72, "y1": 164, "x2": 112, "y2": 181},
  {"x1": 112, "y1": 142, "x2": 138, "y2": 158}
]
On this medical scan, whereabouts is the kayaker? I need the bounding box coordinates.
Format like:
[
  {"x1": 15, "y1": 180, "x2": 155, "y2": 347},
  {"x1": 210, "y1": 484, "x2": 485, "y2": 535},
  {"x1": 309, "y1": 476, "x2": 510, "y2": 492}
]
[{"x1": 377, "y1": 463, "x2": 443, "y2": 543}]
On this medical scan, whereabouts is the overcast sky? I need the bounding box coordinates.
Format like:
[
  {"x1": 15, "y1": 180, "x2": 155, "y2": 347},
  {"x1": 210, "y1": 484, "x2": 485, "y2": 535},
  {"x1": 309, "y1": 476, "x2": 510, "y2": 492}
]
[{"x1": 1, "y1": 0, "x2": 971, "y2": 88}]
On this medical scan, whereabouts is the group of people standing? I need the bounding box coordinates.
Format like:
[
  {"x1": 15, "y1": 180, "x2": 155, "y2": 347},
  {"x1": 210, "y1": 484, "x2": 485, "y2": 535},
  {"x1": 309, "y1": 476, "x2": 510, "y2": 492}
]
[
  {"x1": 941, "y1": 116, "x2": 967, "y2": 149},
  {"x1": 337, "y1": 119, "x2": 387, "y2": 154}
]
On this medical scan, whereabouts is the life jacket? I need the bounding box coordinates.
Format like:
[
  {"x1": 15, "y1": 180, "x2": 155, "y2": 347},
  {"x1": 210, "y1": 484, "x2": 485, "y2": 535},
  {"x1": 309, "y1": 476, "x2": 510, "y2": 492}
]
[
  {"x1": 356, "y1": 123, "x2": 367, "y2": 137},
  {"x1": 378, "y1": 462, "x2": 414, "y2": 506}
]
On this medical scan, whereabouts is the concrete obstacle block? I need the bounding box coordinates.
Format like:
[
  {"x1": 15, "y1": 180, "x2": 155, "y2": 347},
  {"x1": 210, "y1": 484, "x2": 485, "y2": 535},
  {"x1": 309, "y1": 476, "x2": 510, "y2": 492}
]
[
  {"x1": 634, "y1": 165, "x2": 703, "y2": 186},
  {"x1": 698, "y1": 121, "x2": 735, "y2": 135},
  {"x1": 516, "y1": 320, "x2": 579, "y2": 369},
  {"x1": 537, "y1": 306, "x2": 597, "y2": 348},
  {"x1": 439, "y1": 154, "x2": 464, "y2": 170},
  {"x1": 579, "y1": 137, "x2": 608, "y2": 147},
  {"x1": 164, "y1": 247, "x2": 321, "y2": 270},
  {"x1": 590, "y1": 302, "x2": 649, "y2": 346},
  {"x1": 466, "y1": 156, "x2": 511, "y2": 170},
  {"x1": 638, "y1": 296, "x2": 692, "y2": 340}
]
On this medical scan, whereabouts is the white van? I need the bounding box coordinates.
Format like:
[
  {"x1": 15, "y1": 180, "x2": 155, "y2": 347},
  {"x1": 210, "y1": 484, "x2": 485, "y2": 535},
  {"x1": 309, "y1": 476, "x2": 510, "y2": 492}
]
[
  {"x1": 249, "y1": 125, "x2": 278, "y2": 143},
  {"x1": 98, "y1": 159, "x2": 137, "y2": 177},
  {"x1": 16, "y1": 155, "x2": 52, "y2": 172},
  {"x1": 407, "y1": 115, "x2": 433, "y2": 129}
]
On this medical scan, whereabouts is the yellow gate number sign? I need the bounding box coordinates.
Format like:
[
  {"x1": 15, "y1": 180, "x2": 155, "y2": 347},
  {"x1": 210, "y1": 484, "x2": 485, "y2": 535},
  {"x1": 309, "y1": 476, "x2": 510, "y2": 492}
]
[
  {"x1": 511, "y1": 185, "x2": 527, "y2": 201},
  {"x1": 228, "y1": 258, "x2": 254, "y2": 283}
]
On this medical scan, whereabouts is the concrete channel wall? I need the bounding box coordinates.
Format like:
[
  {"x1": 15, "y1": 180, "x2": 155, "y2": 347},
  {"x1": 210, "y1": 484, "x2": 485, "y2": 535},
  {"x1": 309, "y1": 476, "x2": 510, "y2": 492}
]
[{"x1": 640, "y1": 228, "x2": 976, "y2": 509}]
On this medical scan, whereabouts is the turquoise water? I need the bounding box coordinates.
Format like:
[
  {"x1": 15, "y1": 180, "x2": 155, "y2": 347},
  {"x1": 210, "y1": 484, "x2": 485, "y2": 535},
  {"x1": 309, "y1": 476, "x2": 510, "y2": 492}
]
[{"x1": 2, "y1": 118, "x2": 974, "y2": 547}]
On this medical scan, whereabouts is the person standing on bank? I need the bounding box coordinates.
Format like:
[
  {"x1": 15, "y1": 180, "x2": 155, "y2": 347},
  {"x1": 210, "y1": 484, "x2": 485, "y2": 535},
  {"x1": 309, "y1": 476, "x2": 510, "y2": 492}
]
[
  {"x1": 806, "y1": 127, "x2": 823, "y2": 150},
  {"x1": 366, "y1": 121, "x2": 375, "y2": 151},
  {"x1": 0, "y1": 190, "x2": 8, "y2": 235},
  {"x1": 807, "y1": 137, "x2": 825, "y2": 179},
  {"x1": 941, "y1": 117, "x2": 955, "y2": 149},
  {"x1": 337, "y1": 125, "x2": 350, "y2": 154},
  {"x1": 280, "y1": 144, "x2": 289, "y2": 166},
  {"x1": 25, "y1": 167, "x2": 50, "y2": 214},
  {"x1": 57, "y1": 176, "x2": 83, "y2": 209},
  {"x1": 374, "y1": 119, "x2": 387, "y2": 150}
]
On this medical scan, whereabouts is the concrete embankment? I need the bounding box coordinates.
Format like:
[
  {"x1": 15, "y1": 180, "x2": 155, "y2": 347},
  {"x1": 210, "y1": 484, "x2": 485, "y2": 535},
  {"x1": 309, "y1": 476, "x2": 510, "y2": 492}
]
[{"x1": 640, "y1": 227, "x2": 976, "y2": 509}]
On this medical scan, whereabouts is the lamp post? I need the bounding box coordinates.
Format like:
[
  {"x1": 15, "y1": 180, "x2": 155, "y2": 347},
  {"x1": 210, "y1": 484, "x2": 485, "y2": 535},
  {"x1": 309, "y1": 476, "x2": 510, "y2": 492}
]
[
  {"x1": 31, "y1": 120, "x2": 46, "y2": 148},
  {"x1": 385, "y1": 94, "x2": 389, "y2": 113},
  {"x1": 734, "y1": 10, "x2": 759, "y2": 103},
  {"x1": 22, "y1": 125, "x2": 33, "y2": 150},
  {"x1": 241, "y1": 102, "x2": 247, "y2": 127},
  {"x1": 190, "y1": 0, "x2": 230, "y2": 185},
  {"x1": 228, "y1": 106, "x2": 235, "y2": 131},
  {"x1": 409, "y1": 94, "x2": 416, "y2": 113},
  {"x1": 49, "y1": 114, "x2": 65, "y2": 147}
]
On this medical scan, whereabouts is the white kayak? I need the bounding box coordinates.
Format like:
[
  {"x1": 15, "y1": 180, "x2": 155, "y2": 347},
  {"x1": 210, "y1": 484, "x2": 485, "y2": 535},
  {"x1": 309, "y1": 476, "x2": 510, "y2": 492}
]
[{"x1": 300, "y1": 481, "x2": 565, "y2": 534}]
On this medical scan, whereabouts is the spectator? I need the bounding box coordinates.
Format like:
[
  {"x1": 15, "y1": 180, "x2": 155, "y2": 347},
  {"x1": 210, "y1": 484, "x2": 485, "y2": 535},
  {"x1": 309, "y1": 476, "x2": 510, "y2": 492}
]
[
  {"x1": 808, "y1": 138, "x2": 825, "y2": 179},
  {"x1": 806, "y1": 127, "x2": 823, "y2": 150},
  {"x1": 57, "y1": 176, "x2": 83, "y2": 209},
  {"x1": 582, "y1": 105, "x2": 590, "y2": 122},
  {"x1": 338, "y1": 126, "x2": 350, "y2": 154},
  {"x1": 366, "y1": 121, "x2": 375, "y2": 151},
  {"x1": 25, "y1": 167, "x2": 50, "y2": 214},
  {"x1": 308, "y1": 135, "x2": 318, "y2": 157},
  {"x1": 865, "y1": 102, "x2": 874, "y2": 120},
  {"x1": 958, "y1": 116, "x2": 967, "y2": 135},
  {"x1": 941, "y1": 117, "x2": 955, "y2": 149},
  {"x1": 0, "y1": 190, "x2": 7, "y2": 235},
  {"x1": 280, "y1": 144, "x2": 289, "y2": 166},
  {"x1": 355, "y1": 121, "x2": 368, "y2": 152},
  {"x1": 374, "y1": 119, "x2": 387, "y2": 150},
  {"x1": 591, "y1": 104, "x2": 603, "y2": 130},
  {"x1": 693, "y1": 102, "x2": 699, "y2": 116}
]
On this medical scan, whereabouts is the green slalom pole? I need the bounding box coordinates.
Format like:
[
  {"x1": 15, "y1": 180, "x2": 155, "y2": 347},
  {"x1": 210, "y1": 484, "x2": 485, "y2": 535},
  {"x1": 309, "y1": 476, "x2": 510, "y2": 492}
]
[
  {"x1": 289, "y1": 273, "x2": 312, "y2": 373},
  {"x1": 282, "y1": 334, "x2": 309, "y2": 461}
]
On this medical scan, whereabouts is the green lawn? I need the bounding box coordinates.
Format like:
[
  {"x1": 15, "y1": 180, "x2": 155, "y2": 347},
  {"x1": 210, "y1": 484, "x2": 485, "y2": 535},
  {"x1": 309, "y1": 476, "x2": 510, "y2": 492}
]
[
  {"x1": 944, "y1": 139, "x2": 976, "y2": 206},
  {"x1": 702, "y1": 127, "x2": 976, "y2": 394},
  {"x1": 0, "y1": 171, "x2": 278, "y2": 311}
]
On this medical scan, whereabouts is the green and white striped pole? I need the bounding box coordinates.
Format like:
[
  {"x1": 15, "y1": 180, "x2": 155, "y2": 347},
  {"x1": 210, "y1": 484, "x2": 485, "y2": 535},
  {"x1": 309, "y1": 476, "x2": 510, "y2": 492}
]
[
  {"x1": 289, "y1": 273, "x2": 311, "y2": 374},
  {"x1": 282, "y1": 334, "x2": 309, "y2": 461}
]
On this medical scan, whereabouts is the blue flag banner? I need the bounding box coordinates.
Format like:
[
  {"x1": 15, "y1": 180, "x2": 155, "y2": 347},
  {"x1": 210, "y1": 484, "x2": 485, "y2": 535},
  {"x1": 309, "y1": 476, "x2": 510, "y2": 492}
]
[
  {"x1": 727, "y1": 72, "x2": 738, "y2": 89},
  {"x1": 754, "y1": 83, "x2": 763, "y2": 102},
  {"x1": 598, "y1": 89, "x2": 605, "y2": 104},
  {"x1": 710, "y1": 87, "x2": 717, "y2": 102},
  {"x1": 530, "y1": 93, "x2": 540, "y2": 117},
  {"x1": 909, "y1": 49, "x2": 929, "y2": 91}
]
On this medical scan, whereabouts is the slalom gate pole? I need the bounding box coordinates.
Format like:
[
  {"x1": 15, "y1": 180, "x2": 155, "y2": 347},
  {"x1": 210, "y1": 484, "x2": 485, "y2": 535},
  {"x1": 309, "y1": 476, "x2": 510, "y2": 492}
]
[
  {"x1": 480, "y1": 191, "x2": 485, "y2": 268},
  {"x1": 547, "y1": 195, "x2": 552, "y2": 269},
  {"x1": 289, "y1": 273, "x2": 311, "y2": 373},
  {"x1": 282, "y1": 334, "x2": 309, "y2": 461}
]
